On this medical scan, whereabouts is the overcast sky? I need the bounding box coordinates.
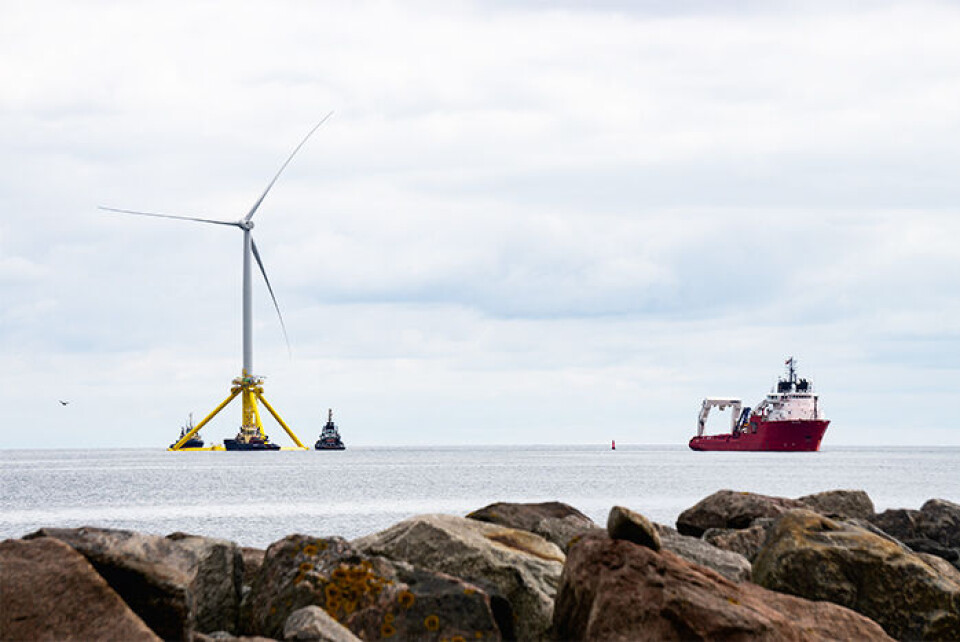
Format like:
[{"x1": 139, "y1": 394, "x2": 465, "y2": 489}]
[{"x1": 2, "y1": 1, "x2": 958, "y2": 449}]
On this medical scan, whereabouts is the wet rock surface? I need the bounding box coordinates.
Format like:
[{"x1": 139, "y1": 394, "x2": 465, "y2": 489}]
[
  {"x1": 354, "y1": 513, "x2": 563, "y2": 641},
  {"x1": 25, "y1": 526, "x2": 243, "y2": 640},
  {"x1": 553, "y1": 533, "x2": 892, "y2": 641},
  {"x1": 467, "y1": 501, "x2": 596, "y2": 553},
  {"x1": 0, "y1": 536, "x2": 161, "y2": 642},
  {"x1": 753, "y1": 509, "x2": 960, "y2": 641}
]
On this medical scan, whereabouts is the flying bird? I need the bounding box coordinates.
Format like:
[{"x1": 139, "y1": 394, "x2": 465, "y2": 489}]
[{"x1": 58, "y1": 400, "x2": 69, "y2": 406}]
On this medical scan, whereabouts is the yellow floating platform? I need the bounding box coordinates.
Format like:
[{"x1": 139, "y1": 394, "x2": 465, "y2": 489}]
[{"x1": 167, "y1": 445, "x2": 226, "y2": 452}]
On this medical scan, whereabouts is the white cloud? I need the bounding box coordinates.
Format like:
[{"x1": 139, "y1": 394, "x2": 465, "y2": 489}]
[{"x1": 1, "y1": 0, "x2": 958, "y2": 448}]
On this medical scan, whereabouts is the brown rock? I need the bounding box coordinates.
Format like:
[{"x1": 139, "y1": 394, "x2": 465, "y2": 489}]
[
  {"x1": 606, "y1": 506, "x2": 661, "y2": 551},
  {"x1": 676, "y1": 490, "x2": 805, "y2": 536},
  {"x1": 797, "y1": 489, "x2": 875, "y2": 520},
  {"x1": 241, "y1": 547, "x2": 266, "y2": 587},
  {"x1": 0, "y1": 536, "x2": 160, "y2": 641},
  {"x1": 552, "y1": 533, "x2": 892, "y2": 641},
  {"x1": 244, "y1": 534, "x2": 503, "y2": 641},
  {"x1": 26, "y1": 526, "x2": 243, "y2": 639},
  {"x1": 467, "y1": 501, "x2": 596, "y2": 553},
  {"x1": 753, "y1": 509, "x2": 960, "y2": 641}
]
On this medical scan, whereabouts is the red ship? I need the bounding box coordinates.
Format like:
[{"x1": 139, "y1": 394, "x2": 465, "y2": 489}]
[{"x1": 689, "y1": 358, "x2": 829, "y2": 452}]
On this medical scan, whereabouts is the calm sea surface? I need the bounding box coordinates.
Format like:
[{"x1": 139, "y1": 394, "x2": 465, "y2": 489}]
[{"x1": 2, "y1": 446, "x2": 957, "y2": 548}]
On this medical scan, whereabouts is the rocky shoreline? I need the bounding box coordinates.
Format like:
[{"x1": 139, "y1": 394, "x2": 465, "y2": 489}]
[{"x1": 2, "y1": 491, "x2": 958, "y2": 641}]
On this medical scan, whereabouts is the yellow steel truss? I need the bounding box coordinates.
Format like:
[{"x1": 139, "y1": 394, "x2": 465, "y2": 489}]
[{"x1": 168, "y1": 373, "x2": 308, "y2": 451}]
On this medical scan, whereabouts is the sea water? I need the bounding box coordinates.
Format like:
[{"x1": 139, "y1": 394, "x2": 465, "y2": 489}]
[{"x1": 2, "y1": 446, "x2": 958, "y2": 548}]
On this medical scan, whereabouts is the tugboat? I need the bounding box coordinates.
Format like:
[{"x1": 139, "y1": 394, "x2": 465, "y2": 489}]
[
  {"x1": 689, "y1": 358, "x2": 830, "y2": 452},
  {"x1": 315, "y1": 409, "x2": 345, "y2": 450},
  {"x1": 224, "y1": 424, "x2": 280, "y2": 451},
  {"x1": 170, "y1": 414, "x2": 204, "y2": 449}
]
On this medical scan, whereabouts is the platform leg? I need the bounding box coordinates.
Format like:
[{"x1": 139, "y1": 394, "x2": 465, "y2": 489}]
[
  {"x1": 169, "y1": 389, "x2": 241, "y2": 450},
  {"x1": 257, "y1": 392, "x2": 308, "y2": 449}
]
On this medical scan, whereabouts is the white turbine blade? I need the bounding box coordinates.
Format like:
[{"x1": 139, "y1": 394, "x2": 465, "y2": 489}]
[
  {"x1": 250, "y1": 237, "x2": 291, "y2": 355},
  {"x1": 99, "y1": 206, "x2": 239, "y2": 227},
  {"x1": 243, "y1": 111, "x2": 333, "y2": 223}
]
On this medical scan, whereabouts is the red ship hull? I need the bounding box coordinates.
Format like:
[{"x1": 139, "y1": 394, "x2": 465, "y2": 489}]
[{"x1": 689, "y1": 419, "x2": 829, "y2": 452}]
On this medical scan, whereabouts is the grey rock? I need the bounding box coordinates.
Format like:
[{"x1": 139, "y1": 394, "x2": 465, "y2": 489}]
[
  {"x1": 466, "y1": 501, "x2": 596, "y2": 553},
  {"x1": 702, "y1": 522, "x2": 770, "y2": 562},
  {"x1": 283, "y1": 606, "x2": 360, "y2": 641},
  {"x1": 606, "y1": 505, "x2": 661, "y2": 551},
  {"x1": 655, "y1": 524, "x2": 752, "y2": 583},
  {"x1": 905, "y1": 538, "x2": 960, "y2": 562},
  {"x1": 354, "y1": 513, "x2": 564, "y2": 640}
]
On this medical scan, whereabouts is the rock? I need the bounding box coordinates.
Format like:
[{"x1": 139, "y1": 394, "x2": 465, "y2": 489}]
[
  {"x1": 606, "y1": 506, "x2": 661, "y2": 551},
  {"x1": 26, "y1": 526, "x2": 243, "y2": 640},
  {"x1": 753, "y1": 509, "x2": 960, "y2": 641},
  {"x1": 192, "y1": 634, "x2": 275, "y2": 642},
  {"x1": 354, "y1": 513, "x2": 564, "y2": 641},
  {"x1": 654, "y1": 525, "x2": 752, "y2": 583},
  {"x1": 869, "y1": 507, "x2": 921, "y2": 541},
  {"x1": 244, "y1": 534, "x2": 503, "y2": 641},
  {"x1": 676, "y1": 489, "x2": 806, "y2": 536},
  {"x1": 702, "y1": 522, "x2": 770, "y2": 562},
  {"x1": 552, "y1": 533, "x2": 893, "y2": 641},
  {"x1": 467, "y1": 501, "x2": 596, "y2": 553},
  {"x1": 0, "y1": 536, "x2": 160, "y2": 641},
  {"x1": 905, "y1": 538, "x2": 960, "y2": 562},
  {"x1": 241, "y1": 546, "x2": 266, "y2": 587},
  {"x1": 798, "y1": 489, "x2": 875, "y2": 520},
  {"x1": 918, "y1": 498, "x2": 960, "y2": 548},
  {"x1": 283, "y1": 605, "x2": 360, "y2": 641}
]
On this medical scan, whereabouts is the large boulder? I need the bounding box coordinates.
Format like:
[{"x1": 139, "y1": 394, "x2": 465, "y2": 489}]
[
  {"x1": 753, "y1": 509, "x2": 960, "y2": 641},
  {"x1": 655, "y1": 525, "x2": 752, "y2": 583},
  {"x1": 244, "y1": 534, "x2": 503, "y2": 641},
  {"x1": 25, "y1": 526, "x2": 243, "y2": 640},
  {"x1": 676, "y1": 490, "x2": 806, "y2": 536},
  {"x1": 353, "y1": 513, "x2": 564, "y2": 641},
  {"x1": 466, "y1": 501, "x2": 597, "y2": 553},
  {"x1": 552, "y1": 533, "x2": 892, "y2": 641},
  {"x1": 0, "y1": 536, "x2": 160, "y2": 641},
  {"x1": 798, "y1": 489, "x2": 875, "y2": 520}
]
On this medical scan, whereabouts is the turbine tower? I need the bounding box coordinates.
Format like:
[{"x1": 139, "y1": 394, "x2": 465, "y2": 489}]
[{"x1": 101, "y1": 113, "x2": 332, "y2": 451}]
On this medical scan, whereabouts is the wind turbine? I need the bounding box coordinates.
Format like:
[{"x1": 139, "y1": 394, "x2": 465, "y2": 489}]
[{"x1": 101, "y1": 113, "x2": 333, "y2": 451}]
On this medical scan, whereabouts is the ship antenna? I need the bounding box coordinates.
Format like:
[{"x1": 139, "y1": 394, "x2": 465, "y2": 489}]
[{"x1": 787, "y1": 357, "x2": 797, "y2": 384}]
